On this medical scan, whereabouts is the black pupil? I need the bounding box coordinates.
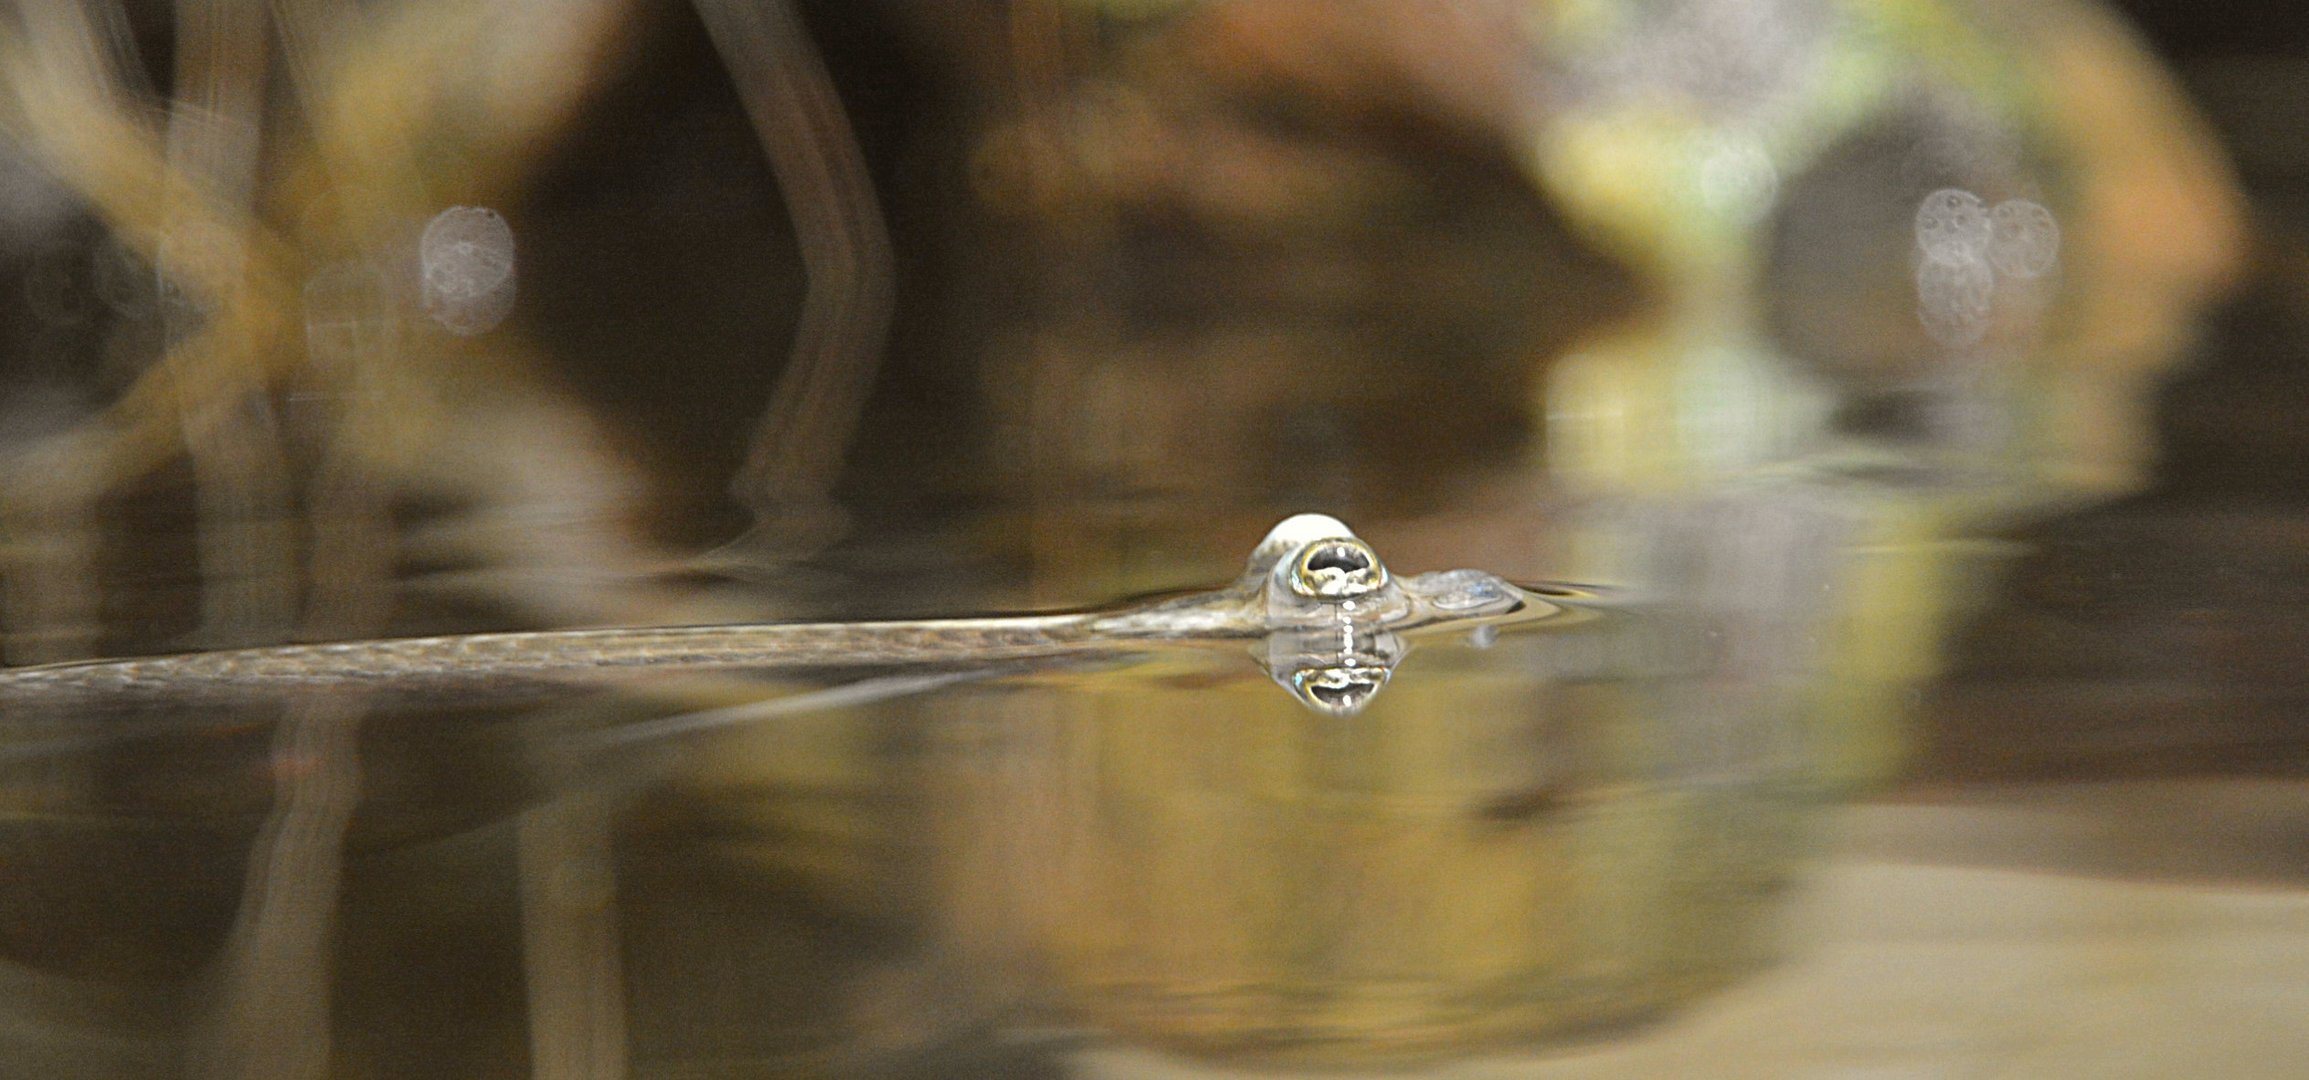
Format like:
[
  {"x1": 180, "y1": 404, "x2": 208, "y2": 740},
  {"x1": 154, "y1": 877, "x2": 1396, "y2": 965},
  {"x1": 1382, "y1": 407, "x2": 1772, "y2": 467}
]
[
  {"x1": 1307, "y1": 545, "x2": 1370, "y2": 575},
  {"x1": 1308, "y1": 678, "x2": 1375, "y2": 707}
]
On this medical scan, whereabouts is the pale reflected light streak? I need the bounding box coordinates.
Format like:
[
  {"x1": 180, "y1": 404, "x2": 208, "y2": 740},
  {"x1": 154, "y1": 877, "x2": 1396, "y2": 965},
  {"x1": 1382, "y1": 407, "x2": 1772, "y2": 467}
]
[
  {"x1": 186, "y1": 692, "x2": 362, "y2": 1080},
  {"x1": 694, "y1": 0, "x2": 896, "y2": 551},
  {"x1": 519, "y1": 712, "x2": 629, "y2": 1080}
]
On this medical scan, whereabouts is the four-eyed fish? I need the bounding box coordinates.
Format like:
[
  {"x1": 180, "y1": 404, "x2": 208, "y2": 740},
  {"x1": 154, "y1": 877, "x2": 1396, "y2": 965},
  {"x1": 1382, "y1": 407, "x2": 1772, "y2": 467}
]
[{"x1": 0, "y1": 514, "x2": 1587, "y2": 722}]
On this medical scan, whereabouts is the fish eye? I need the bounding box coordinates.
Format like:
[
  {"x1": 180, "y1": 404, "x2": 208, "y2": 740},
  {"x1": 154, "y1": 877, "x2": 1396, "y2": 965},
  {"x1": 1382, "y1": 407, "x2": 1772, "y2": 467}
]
[{"x1": 1288, "y1": 539, "x2": 1387, "y2": 600}]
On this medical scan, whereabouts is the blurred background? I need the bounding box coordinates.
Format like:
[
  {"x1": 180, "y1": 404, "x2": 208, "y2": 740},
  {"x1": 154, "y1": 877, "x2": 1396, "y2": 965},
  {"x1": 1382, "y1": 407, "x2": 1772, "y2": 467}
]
[{"x1": 0, "y1": 0, "x2": 2303, "y2": 1077}]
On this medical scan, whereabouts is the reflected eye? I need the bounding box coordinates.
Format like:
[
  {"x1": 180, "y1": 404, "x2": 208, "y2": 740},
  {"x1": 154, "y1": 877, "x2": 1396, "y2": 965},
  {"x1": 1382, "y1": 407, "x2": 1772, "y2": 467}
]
[
  {"x1": 1289, "y1": 665, "x2": 1389, "y2": 716},
  {"x1": 1288, "y1": 539, "x2": 1387, "y2": 600}
]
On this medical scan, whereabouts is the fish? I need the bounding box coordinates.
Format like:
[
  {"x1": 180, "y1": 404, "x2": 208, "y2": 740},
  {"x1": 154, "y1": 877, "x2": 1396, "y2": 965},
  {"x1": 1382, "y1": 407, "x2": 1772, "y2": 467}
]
[{"x1": 0, "y1": 514, "x2": 1586, "y2": 721}]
